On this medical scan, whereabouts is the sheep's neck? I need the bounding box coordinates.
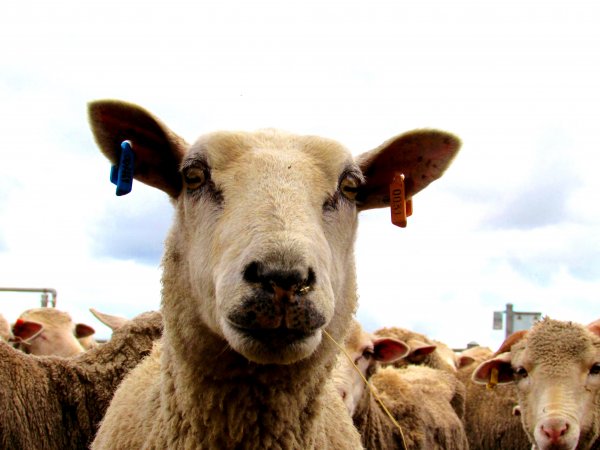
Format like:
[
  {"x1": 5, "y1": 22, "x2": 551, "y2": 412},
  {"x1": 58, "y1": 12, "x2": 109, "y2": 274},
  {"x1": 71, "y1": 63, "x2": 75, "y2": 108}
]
[{"x1": 161, "y1": 325, "x2": 337, "y2": 448}]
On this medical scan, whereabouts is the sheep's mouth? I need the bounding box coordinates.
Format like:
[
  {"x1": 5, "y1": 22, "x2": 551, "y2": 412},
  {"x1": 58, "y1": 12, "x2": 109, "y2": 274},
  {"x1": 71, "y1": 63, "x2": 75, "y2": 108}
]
[{"x1": 229, "y1": 323, "x2": 314, "y2": 345}]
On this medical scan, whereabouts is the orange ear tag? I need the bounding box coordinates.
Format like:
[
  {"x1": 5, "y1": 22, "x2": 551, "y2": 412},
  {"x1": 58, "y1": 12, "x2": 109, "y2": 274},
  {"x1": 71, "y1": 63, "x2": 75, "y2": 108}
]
[
  {"x1": 390, "y1": 173, "x2": 412, "y2": 228},
  {"x1": 486, "y1": 367, "x2": 499, "y2": 390}
]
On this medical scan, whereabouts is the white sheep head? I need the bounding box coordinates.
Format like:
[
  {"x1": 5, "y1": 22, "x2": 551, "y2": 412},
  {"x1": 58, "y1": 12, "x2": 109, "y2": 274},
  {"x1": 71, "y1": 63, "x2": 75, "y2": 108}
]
[
  {"x1": 472, "y1": 318, "x2": 600, "y2": 450},
  {"x1": 88, "y1": 100, "x2": 461, "y2": 365}
]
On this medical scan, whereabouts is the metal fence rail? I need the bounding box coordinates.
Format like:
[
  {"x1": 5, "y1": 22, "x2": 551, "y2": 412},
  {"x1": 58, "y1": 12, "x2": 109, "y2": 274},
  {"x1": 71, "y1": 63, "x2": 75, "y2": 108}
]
[{"x1": 0, "y1": 287, "x2": 57, "y2": 307}]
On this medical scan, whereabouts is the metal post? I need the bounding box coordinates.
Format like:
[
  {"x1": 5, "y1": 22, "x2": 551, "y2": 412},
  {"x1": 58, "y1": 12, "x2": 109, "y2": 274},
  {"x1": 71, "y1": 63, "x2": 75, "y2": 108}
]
[{"x1": 505, "y1": 303, "x2": 514, "y2": 338}]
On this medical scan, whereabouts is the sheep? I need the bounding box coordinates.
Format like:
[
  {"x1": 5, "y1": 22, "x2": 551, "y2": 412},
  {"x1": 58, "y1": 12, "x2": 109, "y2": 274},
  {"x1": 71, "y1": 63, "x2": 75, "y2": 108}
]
[
  {"x1": 457, "y1": 345, "x2": 530, "y2": 450},
  {"x1": 333, "y1": 320, "x2": 469, "y2": 449},
  {"x1": 0, "y1": 310, "x2": 162, "y2": 449},
  {"x1": 472, "y1": 317, "x2": 600, "y2": 450},
  {"x1": 374, "y1": 326, "x2": 458, "y2": 373},
  {"x1": 13, "y1": 307, "x2": 96, "y2": 357},
  {"x1": 87, "y1": 99, "x2": 461, "y2": 449},
  {"x1": 0, "y1": 313, "x2": 11, "y2": 342}
]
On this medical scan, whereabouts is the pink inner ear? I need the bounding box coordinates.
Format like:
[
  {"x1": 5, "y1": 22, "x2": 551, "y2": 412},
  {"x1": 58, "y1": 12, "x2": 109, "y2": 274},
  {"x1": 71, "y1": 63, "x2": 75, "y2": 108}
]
[
  {"x1": 587, "y1": 320, "x2": 600, "y2": 337},
  {"x1": 408, "y1": 343, "x2": 437, "y2": 360},
  {"x1": 75, "y1": 323, "x2": 96, "y2": 339},
  {"x1": 373, "y1": 338, "x2": 409, "y2": 363},
  {"x1": 472, "y1": 353, "x2": 514, "y2": 384},
  {"x1": 12, "y1": 320, "x2": 44, "y2": 341}
]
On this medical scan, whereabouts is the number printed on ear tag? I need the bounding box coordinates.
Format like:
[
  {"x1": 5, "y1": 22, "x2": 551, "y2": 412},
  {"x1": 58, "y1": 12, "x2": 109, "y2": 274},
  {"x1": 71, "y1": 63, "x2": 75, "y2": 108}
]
[{"x1": 390, "y1": 172, "x2": 408, "y2": 228}]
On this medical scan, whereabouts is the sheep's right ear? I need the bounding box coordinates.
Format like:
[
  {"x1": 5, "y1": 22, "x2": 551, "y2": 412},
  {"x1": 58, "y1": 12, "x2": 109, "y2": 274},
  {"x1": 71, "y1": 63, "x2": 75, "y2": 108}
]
[
  {"x1": 88, "y1": 100, "x2": 188, "y2": 198},
  {"x1": 471, "y1": 352, "x2": 514, "y2": 385},
  {"x1": 11, "y1": 319, "x2": 44, "y2": 342},
  {"x1": 587, "y1": 319, "x2": 600, "y2": 337},
  {"x1": 405, "y1": 339, "x2": 437, "y2": 364},
  {"x1": 372, "y1": 337, "x2": 410, "y2": 363}
]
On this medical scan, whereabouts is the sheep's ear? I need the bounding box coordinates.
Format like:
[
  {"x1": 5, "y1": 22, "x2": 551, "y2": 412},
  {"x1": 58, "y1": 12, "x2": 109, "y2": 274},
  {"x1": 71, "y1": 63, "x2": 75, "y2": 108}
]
[
  {"x1": 75, "y1": 323, "x2": 95, "y2": 339},
  {"x1": 494, "y1": 330, "x2": 528, "y2": 356},
  {"x1": 355, "y1": 129, "x2": 461, "y2": 211},
  {"x1": 587, "y1": 319, "x2": 600, "y2": 337},
  {"x1": 457, "y1": 355, "x2": 476, "y2": 369},
  {"x1": 471, "y1": 352, "x2": 514, "y2": 385},
  {"x1": 372, "y1": 337, "x2": 410, "y2": 363},
  {"x1": 405, "y1": 339, "x2": 437, "y2": 363},
  {"x1": 88, "y1": 100, "x2": 188, "y2": 198},
  {"x1": 11, "y1": 319, "x2": 44, "y2": 342},
  {"x1": 89, "y1": 308, "x2": 129, "y2": 331}
]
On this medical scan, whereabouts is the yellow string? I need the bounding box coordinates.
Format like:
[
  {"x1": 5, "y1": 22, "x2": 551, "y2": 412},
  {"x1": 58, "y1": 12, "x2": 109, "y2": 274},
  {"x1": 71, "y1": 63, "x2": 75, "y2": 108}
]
[{"x1": 323, "y1": 329, "x2": 408, "y2": 449}]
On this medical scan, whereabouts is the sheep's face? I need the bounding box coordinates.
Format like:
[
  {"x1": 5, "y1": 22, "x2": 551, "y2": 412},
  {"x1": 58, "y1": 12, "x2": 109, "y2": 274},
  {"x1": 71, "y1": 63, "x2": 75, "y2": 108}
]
[
  {"x1": 333, "y1": 321, "x2": 409, "y2": 415},
  {"x1": 13, "y1": 309, "x2": 89, "y2": 357},
  {"x1": 472, "y1": 319, "x2": 600, "y2": 450},
  {"x1": 176, "y1": 130, "x2": 361, "y2": 364},
  {"x1": 87, "y1": 100, "x2": 461, "y2": 366},
  {"x1": 510, "y1": 322, "x2": 600, "y2": 450}
]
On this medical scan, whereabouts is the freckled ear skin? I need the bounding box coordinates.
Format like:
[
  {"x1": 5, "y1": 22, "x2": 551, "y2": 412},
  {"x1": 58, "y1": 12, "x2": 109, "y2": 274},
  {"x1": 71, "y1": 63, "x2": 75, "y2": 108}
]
[
  {"x1": 471, "y1": 352, "x2": 515, "y2": 385},
  {"x1": 355, "y1": 129, "x2": 461, "y2": 211},
  {"x1": 87, "y1": 100, "x2": 188, "y2": 198}
]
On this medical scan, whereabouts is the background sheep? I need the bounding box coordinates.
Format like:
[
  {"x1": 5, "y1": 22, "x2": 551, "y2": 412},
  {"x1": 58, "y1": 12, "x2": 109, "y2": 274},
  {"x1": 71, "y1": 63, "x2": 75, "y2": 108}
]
[
  {"x1": 12, "y1": 308, "x2": 95, "y2": 357},
  {"x1": 457, "y1": 345, "x2": 530, "y2": 450},
  {"x1": 87, "y1": 99, "x2": 461, "y2": 449},
  {"x1": 0, "y1": 310, "x2": 162, "y2": 449},
  {"x1": 333, "y1": 320, "x2": 469, "y2": 449},
  {"x1": 472, "y1": 317, "x2": 600, "y2": 450},
  {"x1": 374, "y1": 326, "x2": 458, "y2": 373},
  {"x1": 0, "y1": 313, "x2": 11, "y2": 342}
]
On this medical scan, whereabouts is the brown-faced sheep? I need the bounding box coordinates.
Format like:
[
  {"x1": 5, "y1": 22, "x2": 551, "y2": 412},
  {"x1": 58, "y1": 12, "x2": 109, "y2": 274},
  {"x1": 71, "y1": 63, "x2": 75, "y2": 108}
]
[
  {"x1": 374, "y1": 326, "x2": 458, "y2": 373},
  {"x1": 87, "y1": 99, "x2": 461, "y2": 449},
  {"x1": 13, "y1": 308, "x2": 95, "y2": 357},
  {"x1": 457, "y1": 345, "x2": 530, "y2": 450},
  {"x1": 333, "y1": 320, "x2": 469, "y2": 449},
  {"x1": 0, "y1": 310, "x2": 162, "y2": 449},
  {"x1": 472, "y1": 317, "x2": 600, "y2": 450}
]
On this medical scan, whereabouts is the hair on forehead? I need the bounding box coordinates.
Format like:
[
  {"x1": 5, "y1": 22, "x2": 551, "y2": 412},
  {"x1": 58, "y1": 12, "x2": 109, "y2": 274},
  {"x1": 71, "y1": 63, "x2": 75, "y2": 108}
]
[{"x1": 186, "y1": 129, "x2": 355, "y2": 176}]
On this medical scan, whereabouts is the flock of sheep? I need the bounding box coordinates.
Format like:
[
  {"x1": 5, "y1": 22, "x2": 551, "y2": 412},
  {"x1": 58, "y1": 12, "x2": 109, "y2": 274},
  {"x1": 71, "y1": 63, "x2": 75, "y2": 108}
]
[{"x1": 0, "y1": 99, "x2": 598, "y2": 449}]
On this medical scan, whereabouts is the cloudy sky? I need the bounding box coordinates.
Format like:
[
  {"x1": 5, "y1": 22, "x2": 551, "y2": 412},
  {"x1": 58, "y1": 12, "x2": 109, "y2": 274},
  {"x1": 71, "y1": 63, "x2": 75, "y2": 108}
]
[{"x1": 1, "y1": 0, "x2": 598, "y2": 350}]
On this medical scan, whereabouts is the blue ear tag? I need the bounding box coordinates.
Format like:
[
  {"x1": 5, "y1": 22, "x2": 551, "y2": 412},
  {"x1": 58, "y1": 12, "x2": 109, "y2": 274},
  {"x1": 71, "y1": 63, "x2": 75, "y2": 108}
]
[{"x1": 109, "y1": 140, "x2": 135, "y2": 196}]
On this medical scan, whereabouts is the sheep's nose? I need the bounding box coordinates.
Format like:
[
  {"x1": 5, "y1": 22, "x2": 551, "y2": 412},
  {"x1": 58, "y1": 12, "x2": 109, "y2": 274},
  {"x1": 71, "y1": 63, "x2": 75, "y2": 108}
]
[
  {"x1": 540, "y1": 418, "x2": 569, "y2": 443},
  {"x1": 231, "y1": 261, "x2": 323, "y2": 333},
  {"x1": 243, "y1": 261, "x2": 316, "y2": 299}
]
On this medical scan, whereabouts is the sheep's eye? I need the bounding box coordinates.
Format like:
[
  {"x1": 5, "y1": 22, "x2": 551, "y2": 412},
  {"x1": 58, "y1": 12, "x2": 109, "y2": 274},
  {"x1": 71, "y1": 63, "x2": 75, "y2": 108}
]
[
  {"x1": 513, "y1": 366, "x2": 528, "y2": 378},
  {"x1": 590, "y1": 363, "x2": 600, "y2": 375},
  {"x1": 339, "y1": 174, "x2": 360, "y2": 201},
  {"x1": 184, "y1": 167, "x2": 207, "y2": 190}
]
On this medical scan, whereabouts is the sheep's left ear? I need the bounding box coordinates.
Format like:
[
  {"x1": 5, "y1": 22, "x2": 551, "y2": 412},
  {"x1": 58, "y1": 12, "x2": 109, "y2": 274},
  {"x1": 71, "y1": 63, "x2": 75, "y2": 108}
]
[
  {"x1": 372, "y1": 337, "x2": 410, "y2": 363},
  {"x1": 355, "y1": 129, "x2": 461, "y2": 211},
  {"x1": 75, "y1": 323, "x2": 95, "y2": 339}
]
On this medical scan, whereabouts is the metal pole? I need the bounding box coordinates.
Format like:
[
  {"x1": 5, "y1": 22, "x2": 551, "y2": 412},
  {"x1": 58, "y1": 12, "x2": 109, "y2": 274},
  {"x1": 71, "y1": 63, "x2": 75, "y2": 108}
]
[{"x1": 505, "y1": 303, "x2": 514, "y2": 338}]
